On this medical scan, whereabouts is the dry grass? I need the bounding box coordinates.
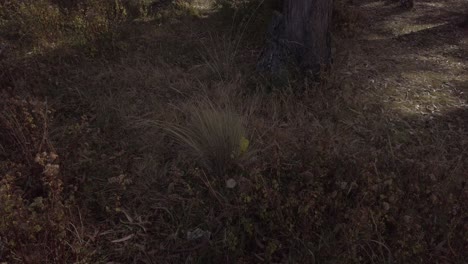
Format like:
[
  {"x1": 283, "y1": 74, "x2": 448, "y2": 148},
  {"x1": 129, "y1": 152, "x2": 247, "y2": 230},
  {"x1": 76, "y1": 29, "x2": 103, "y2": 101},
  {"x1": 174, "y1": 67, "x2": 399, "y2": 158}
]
[
  {"x1": 1, "y1": 0, "x2": 467, "y2": 263},
  {"x1": 160, "y1": 103, "x2": 250, "y2": 174}
]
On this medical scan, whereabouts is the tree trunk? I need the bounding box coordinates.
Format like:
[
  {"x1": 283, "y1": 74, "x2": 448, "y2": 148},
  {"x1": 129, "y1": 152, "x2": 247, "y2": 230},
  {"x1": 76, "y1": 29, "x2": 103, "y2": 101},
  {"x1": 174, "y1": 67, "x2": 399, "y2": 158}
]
[
  {"x1": 258, "y1": 0, "x2": 333, "y2": 78},
  {"x1": 459, "y1": 15, "x2": 468, "y2": 28}
]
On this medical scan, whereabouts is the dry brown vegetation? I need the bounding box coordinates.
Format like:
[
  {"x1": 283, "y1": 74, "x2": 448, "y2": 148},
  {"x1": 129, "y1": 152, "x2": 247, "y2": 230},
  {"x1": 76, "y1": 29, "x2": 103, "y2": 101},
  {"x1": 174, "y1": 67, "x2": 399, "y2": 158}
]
[{"x1": 1, "y1": 0, "x2": 467, "y2": 263}]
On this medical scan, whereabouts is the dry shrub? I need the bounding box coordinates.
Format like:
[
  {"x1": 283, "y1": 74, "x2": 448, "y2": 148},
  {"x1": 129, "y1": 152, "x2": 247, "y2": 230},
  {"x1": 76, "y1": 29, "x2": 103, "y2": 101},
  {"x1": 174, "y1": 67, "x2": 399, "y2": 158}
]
[
  {"x1": 120, "y1": 0, "x2": 153, "y2": 18},
  {"x1": 0, "y1": 0, "x2": 128, "y2": 50},
  {"x1": 0, "y1": 95, "x2": 53, "y2": 166},
  {"x1": 0, "y1": 0, "x2": 65, "y2": 45},
  {"x1": 0, "y1": 95, "x2": 93, "y2": 263},
  {"x1": 68, "y1": 0, "x2": 128, "y2": 43},
  {"x1": 1, "y1": 154, "x2": 64, "y2": 263}
]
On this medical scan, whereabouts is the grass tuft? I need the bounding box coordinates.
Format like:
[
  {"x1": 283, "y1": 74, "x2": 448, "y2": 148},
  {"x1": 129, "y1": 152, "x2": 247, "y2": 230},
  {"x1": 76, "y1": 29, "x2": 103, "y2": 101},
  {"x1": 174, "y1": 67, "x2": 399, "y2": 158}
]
[{"x1": 163, "y1": 103, "x2": 249, "y2": 174}]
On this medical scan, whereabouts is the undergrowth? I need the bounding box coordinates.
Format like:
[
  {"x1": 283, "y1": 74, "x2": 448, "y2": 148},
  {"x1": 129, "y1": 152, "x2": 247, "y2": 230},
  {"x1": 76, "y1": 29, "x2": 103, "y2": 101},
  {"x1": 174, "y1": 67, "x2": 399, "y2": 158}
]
[
  {"x1": 0, "y1": 96, "x2": 94, "y2": 263},
  {"x1": 0, "y1": 0, "x2": 467, "y2": 263}
]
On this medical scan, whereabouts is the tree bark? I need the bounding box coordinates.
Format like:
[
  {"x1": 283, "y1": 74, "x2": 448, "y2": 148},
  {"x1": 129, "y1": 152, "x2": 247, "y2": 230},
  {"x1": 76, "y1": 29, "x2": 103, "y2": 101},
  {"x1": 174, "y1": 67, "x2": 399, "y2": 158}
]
[
  {"x1": 459, "y1": 15, "x2": 468, "y2": 28},
  {"x1": 258, "y1": 0, "x2": 333, "y2": 78}
]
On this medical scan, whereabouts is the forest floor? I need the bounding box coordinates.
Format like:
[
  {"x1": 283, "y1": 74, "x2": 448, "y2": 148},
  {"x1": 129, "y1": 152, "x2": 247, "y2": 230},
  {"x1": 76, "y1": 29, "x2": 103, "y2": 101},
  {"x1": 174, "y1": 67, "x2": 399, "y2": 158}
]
[
  {"x1": 1, "y1": 0, "x2": 467, "y2": 263},
  {"x1": 356, "y1": 0, "x2": 467, "y2": 124}
]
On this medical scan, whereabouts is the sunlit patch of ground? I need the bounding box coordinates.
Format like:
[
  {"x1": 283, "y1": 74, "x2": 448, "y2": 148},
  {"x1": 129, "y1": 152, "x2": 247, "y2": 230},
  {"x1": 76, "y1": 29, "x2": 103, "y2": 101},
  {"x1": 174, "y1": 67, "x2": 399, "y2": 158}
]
[
  {"x1": 385, "y1": 21, "x2": 447, "y2": 36},
  {"x1": 191, "y1": 0, "x2": 215, "y2": 10},
  {"x1": 353, "y1": 0, "x2": 468, "y2": 118}
]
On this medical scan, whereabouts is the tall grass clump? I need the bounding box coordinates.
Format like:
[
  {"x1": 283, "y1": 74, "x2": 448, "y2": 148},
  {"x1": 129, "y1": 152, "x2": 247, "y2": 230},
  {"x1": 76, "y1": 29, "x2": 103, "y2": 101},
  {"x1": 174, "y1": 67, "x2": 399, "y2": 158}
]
[
  {"x1": 164, "y1": 104, "x2": 250, "y2": 174},
  {"x1": 201, "y1": 0, "x2": 267, "y2": 80}
]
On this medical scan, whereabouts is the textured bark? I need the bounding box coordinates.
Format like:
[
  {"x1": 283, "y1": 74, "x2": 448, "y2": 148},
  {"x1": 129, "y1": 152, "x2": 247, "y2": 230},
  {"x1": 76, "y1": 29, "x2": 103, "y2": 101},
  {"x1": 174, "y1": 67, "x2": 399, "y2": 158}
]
[
  {"x1": 258, "y1": 0, "x2": 333, "y2": 77},
  {"x1": 399, "y1": 0, "x2": 414, "y2": 9},
  {"x1": 460, "y1": 15, "x2": 468, "y2": 28}
]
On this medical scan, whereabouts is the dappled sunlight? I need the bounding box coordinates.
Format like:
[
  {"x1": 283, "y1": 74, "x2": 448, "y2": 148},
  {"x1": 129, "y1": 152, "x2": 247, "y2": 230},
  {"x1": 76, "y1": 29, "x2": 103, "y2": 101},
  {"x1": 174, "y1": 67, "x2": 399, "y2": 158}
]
[
  {"x1": 388, "y1": 85, "x2": 466, "y2": 117},
  {"x1": 191, "y1": 0, "x2": 215, "y2": 10},
  {"x1": 418, "y1": 0, "x2": 465, "y2": 10},
  {"x1": 418, "y1": 1, "x2": 447, "y2": 9},
  {"x1": 353, "y1": 0, "x2": 468, "y2": 120},
  {"x1": 370, "y1": 58, "x2": 467, "y2": 117},
  {"x1": 386, "y1": 21, "x2": 447, "y2": 37}
]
